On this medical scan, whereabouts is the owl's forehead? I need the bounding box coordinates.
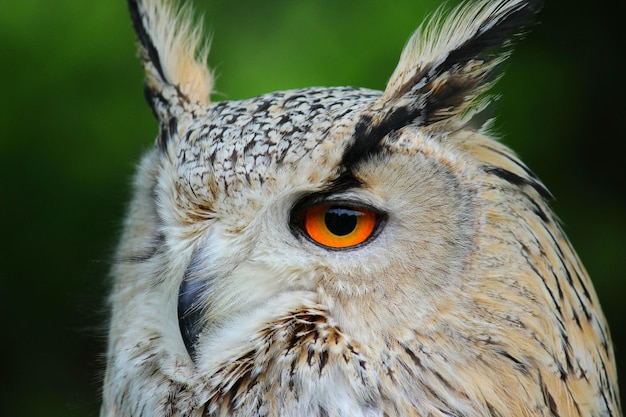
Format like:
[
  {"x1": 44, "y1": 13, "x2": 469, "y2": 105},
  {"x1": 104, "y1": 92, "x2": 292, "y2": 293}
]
[{"x1": 174, "y1": 86, "x2": 382, "y2": 193}]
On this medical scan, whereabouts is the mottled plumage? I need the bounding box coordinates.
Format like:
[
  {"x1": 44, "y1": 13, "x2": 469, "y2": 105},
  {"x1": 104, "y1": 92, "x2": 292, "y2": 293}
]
[{"x1": 101, "y1": 0, "x2": 622, "y2": 416}]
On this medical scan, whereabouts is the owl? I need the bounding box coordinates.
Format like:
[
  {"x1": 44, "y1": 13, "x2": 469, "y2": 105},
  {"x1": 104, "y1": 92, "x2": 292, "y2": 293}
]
[{"x1": 101, "y1": 0, "x2": 621, "y2": 416}]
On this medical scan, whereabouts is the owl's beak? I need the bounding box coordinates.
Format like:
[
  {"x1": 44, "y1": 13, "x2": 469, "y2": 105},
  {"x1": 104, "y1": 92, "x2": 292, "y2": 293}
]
[{"x1": 177, "y1": 278, "x2": 206, "y2": 360}]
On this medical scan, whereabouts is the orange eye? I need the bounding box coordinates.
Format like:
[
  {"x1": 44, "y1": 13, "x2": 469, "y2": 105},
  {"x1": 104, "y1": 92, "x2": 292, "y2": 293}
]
[{"x1": 303, "y1": 205, "x2": 378, "y2": 248}]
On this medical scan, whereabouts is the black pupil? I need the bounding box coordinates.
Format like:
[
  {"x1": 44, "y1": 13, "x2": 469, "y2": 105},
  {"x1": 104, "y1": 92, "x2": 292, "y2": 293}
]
[{"x1": 325, "y1": 206, "x2": 358, "y2": 236}]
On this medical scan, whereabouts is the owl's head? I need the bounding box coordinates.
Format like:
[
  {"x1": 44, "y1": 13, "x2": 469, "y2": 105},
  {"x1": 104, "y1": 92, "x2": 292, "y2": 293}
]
[
  {"x1": 102, "y1": 0, "x2": 619, "y2": 416},
  {"x1": 103, "y1": 0, "x2": 617, "y2": 414},
  {"x1": 118, "y1": 0, "x2": 543, "y2": 352}
]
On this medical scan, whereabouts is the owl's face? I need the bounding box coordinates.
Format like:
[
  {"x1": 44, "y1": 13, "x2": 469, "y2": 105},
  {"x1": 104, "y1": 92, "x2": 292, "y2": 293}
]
[
  {"x1": 151, "y1": 87, "x2": 474, "y2": 352},
  {"x1": 102, "y1": 0, "x2": 620, "y2": 416}
]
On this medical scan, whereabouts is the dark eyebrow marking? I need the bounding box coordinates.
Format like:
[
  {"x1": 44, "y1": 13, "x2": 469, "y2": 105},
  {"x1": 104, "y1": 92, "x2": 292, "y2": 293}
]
[{"x1": 340, "y1": 106, "x2": 419, "y2": 174}]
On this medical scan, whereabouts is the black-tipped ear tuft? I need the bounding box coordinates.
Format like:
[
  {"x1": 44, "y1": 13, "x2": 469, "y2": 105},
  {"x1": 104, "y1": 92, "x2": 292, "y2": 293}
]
[
  {"x1": 129, "y1": 0, "x2": 167, "y2": 83},
  {"x1": 380, "y1": 0, "x2": 543, "y2": 128},
  {"x1": 128, "y1": 0, "x2": 214, "y2": 121}
]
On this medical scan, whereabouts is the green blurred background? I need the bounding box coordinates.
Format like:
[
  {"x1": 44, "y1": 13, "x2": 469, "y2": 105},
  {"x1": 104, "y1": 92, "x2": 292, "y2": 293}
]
[{"x1": 1, "y1": 0, "x2": 623, "y2": 415}]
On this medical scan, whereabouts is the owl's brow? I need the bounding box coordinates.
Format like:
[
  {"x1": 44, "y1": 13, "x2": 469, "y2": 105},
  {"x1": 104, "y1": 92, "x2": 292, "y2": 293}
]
[{"x1": 339, "y1": 107, "x2": 416, "y2": 176}]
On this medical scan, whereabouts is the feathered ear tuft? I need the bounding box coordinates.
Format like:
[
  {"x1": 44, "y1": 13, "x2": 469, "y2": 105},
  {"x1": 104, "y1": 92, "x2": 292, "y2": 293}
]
[
  {"x1": 381, "y1": 0, "x2": 542, "y2": 127},
  {"x1": 128, "y1": 0, "x2": 213, "y2": 118}
]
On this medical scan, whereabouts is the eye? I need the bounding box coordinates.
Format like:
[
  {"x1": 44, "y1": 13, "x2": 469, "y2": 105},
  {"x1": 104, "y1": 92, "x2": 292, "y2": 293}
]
[{"x1": 302, "y1": 204, "x2": 379, "y2": 249}]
